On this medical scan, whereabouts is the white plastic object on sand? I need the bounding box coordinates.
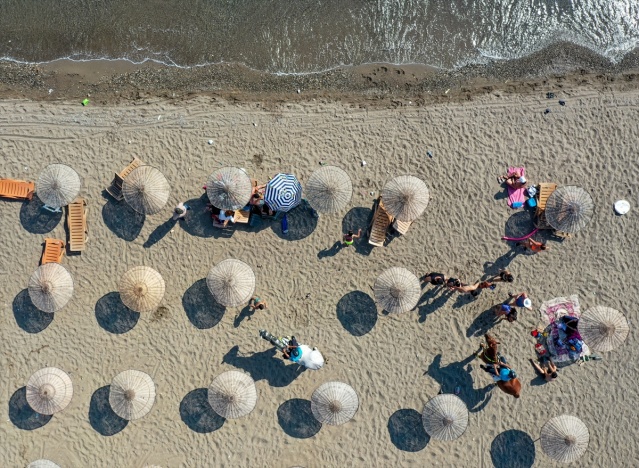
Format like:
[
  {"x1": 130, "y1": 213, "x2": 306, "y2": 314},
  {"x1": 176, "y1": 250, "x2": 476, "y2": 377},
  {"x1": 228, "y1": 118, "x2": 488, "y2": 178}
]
[{"x1": 614, "y1": 200, "x2": 630, "y2": 215}]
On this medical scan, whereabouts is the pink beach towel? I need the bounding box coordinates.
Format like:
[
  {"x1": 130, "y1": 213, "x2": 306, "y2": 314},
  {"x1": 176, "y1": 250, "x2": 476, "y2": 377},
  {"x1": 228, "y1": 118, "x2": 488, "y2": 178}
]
[{"x1": 507, "y1": 167, "x2": 526, "y2": 208}]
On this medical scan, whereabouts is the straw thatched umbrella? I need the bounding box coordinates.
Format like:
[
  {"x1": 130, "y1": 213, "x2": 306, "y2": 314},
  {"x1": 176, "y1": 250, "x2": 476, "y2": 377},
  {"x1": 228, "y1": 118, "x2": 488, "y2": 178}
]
[
  {"x1": 381, "y1": 175, "x2": 430, "y2": 222},
  {"x1": 579, "y1": 306, "x2": 629, "y2": 352},
  {"x1": 28, "y1": 263, "x2": 74, "y2": 313},
  {"x1": 26, "y1": 367, "x2": 73, "y2": 415},
  {"x1": 422, "y1": 394, "x2": 469, "y2": 441},
  {"x1": 208, "y1": 370, "x2": 257, "y2": 419},
  {"x1": 109, "y1": 370, "x2": 156, "y2": 421},
  {"x1": 37, "y1": 164, "x2": 81, "y2": 209},
  {"x1": 311, "y1": 381, "x2": 359, "y2": 426},
  {"x1": 373, "y1": 267, "x2": 421, "y2": 314},
  {"x1": 206, "y1": 167, "x2": 253, "y2": 211},
  {"x1": 305, "y1": 166, "x2": 353, "y2": 213},
  {"x1": 540, "y1": 415, "x2": 589, "y2": 463},
  {"x1": 545, "y1": 186, "x2": 594, "y2": 234},
  {"x1": 119, "y1": 266, "x2": 165, "y2": 313},
  {"x1": 122, "y1": 165, "x2": 170, "y2": 215},
  {"x1": 28, "y1": 460, "x2": 61, "y2": 468},
  {"x1": 206, "y1": 259, "x2": 255, "y2": 307}
]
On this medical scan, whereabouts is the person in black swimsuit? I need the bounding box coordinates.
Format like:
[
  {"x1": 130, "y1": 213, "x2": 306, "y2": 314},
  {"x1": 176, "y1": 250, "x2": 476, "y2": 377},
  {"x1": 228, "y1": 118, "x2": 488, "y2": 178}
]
[{"x1": 421, "y1": 272, "x2": 447, "y2": 286}]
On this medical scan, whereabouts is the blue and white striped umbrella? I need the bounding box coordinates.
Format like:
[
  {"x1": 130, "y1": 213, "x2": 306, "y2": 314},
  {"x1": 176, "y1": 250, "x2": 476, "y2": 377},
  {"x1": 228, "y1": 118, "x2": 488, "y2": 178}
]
[{"x1": 264, "y1": 173, "x2": 302, "y2": 212}]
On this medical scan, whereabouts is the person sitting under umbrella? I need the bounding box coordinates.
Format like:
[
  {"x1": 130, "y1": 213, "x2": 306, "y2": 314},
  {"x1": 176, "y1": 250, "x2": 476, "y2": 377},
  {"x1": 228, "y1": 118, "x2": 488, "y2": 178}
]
[{"x1": 218, "y1": 210, "x2": 236, "y2": 227}]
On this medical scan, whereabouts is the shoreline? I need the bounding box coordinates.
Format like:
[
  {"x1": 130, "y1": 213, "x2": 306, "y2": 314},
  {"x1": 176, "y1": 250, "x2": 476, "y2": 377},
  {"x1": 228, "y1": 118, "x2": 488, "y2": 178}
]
[{"x1": 1, "y1": 42, "x2": 639, "y2": 106}]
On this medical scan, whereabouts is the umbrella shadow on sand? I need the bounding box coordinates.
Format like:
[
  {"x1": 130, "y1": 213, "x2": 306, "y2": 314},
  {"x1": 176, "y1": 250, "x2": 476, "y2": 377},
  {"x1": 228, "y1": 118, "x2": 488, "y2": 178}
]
[
  {"x1": 179, "y1": 194, "x2": 218, "y2": 238},
  {"x1": 504, "y1": 210, "x2": 536, "y2": 239},
  {"x1": 277, "y1": 398, "x2": 321, "y2": 439},
  {"x1": 343, "y1": 207, "x2": 374, "y2": 256},
  {"x1": 425, "y1": 354, "x2": 493, "y2": 413},
  {"x1": 491, "y1": 429, "x2": 536, "y2": 468},
  {"x1": 387, "y1": 408, "x2": 430, "y2": 452},
  {"x1": 271, "y1": 204, "x2": 317, "y2": 241},
  {"x1": 336, "y1": 291, "x2": 378, "y2": 336},
  {"x1": 19, "y1": 194, "x2": 62, "y2": 234},
  {"x1": 88, "y1": 385, "x2": 128, "y2": 436},
  {"x1": 182, "y1": 279, "x2": 226, "y2": 330},
  {"x1": 12, "y1": 289, "x2": 54, "y2": 334},
  {"x1": 179, "y1": 388, "x2": 225, "y2": 434},
  {"x1": 101, "y1": 196, "x2": 145, "y2": 242},
  {"x1": 8, "y1": 387, "x2": 52, "y2": 430},
  {"x1": 94, "y1": 292, "x2": 140, "y2": 334},
  {"x1": 222, "y1": 345, "x2": 305, "y2": 387}
]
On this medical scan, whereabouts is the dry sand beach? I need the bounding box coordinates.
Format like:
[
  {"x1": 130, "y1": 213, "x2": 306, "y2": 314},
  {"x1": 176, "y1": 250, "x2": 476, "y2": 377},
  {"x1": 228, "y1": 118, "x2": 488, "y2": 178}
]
[{"x1": 1, "y1": 85, "x2": 639, "y2": 467}]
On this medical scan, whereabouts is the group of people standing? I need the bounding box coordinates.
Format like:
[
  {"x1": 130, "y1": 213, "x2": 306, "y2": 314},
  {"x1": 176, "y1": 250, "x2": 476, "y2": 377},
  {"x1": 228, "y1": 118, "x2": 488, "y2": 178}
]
[{"x1": 420, "y1": 269, "x2": 534, "y2": 323}]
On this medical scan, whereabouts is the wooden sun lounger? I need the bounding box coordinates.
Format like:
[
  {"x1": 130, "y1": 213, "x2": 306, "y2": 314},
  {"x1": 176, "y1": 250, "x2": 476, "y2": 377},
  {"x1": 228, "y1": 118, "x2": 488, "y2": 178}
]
[
  {"x1": 66, "y1": 197, "x2": 88, "y2": 252},
  {"x1": 368, "y1": 197, "x2": 391, "y2": 247},
  {"x1": 234, "y1": 209, "x2": 250, "y2": 224},
  {"x1": 0, "y1": 178, "x2": 35, "y2": 201},
  {"x1": 392, "y1": 219, "x2": 412, "y2": 236},
  {"x1": 41, "y1": 238, "x2": 65, "y2": 265},
  {"x1": 535, "y1": 183, "x2": 557, "y2": 217},
  {"x1": 106, "y1": 157, "x2": 144, "y2": 201}
]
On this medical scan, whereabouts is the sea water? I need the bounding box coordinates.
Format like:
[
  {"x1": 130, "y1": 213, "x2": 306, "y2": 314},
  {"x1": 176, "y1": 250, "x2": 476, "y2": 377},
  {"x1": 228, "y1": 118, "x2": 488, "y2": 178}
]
[{"x1": 0, "y1": 0, "x2": 637, "y2": 73}]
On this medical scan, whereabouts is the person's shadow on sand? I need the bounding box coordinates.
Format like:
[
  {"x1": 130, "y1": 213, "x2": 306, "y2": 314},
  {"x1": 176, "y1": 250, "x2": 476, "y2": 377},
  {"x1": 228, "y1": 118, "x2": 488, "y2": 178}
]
[
  {"x1": 144, "y1": 217, "x2": 177, "y2": 248},
  {"x1": 233, "y1": 305, "x2": 256, "y2": 328},
  {"x1": 466, "y1": 307, "x2": 501, "y2": 338},
  {"x1": 417, "y1": 287, "x2": 453, "y2": 323},
  {"x1": 425, "y1": 354, "x2": 493, "y2": 413},
  {"x1": 222, "y1": 345, "x2": 305, "y2": 387},
  {"x1": 317, "y1": 241, "x2": 344, "y2": 259}
]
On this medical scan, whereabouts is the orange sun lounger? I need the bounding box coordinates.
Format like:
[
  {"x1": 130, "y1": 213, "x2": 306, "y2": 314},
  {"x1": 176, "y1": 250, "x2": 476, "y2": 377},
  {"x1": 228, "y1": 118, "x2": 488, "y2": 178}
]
[
  {"x1": 41, "y1": 238, "x2": 65, "y2": 265},
  {"x1": 0, "y1": 178, "x2": 35, "y2": 201}
]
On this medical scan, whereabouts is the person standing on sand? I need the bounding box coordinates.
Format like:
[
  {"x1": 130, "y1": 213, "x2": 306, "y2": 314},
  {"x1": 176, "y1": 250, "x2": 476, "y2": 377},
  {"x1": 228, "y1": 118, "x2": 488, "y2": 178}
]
[
  {"x1": 343, "y1": 229, "x2": 361, "y2": 246},
  {"x1": 248, "y1": 295, "x2": 268, "y2": 311},
  {"x1": 489, "y1": 269, "x2": 514, "y2": 283},
  {"x1": 421, "y1": 272, "x2": 447, "y2": 286},
  {"x1": 172, "y1": 202, "x2": 191, "y2": 220},
  {"x1": 507, "y1": 292, "x2": 533, "y2": 310}
]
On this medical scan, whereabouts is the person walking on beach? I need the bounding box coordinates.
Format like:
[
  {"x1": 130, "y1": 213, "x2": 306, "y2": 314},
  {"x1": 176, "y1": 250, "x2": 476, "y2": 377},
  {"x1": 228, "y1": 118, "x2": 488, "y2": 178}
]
[
  {"x1": 343, "y1": 229, "x2": 361, "y2": 247},
  {"x1": 248, "y1": 295, "x2": 268, "y2": 311},
  {"x1": 489, "y1": 269, "x2": 514, "y2": 283},
  {"x1": 507, "y1": 292, "x2": 533, "y2": 310},
  {"x1": 493, "y1": 302, "x2": 518, "y2": 322},
  {"x1": 517, "y1": 238, "x2": 548, "y2": 253},
  {"x1": 421, "y1": 272, "x2": 447, "y2": 286},
  {"x1": 172, "y1": 202, "x2": 191, "y2": 220}
]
